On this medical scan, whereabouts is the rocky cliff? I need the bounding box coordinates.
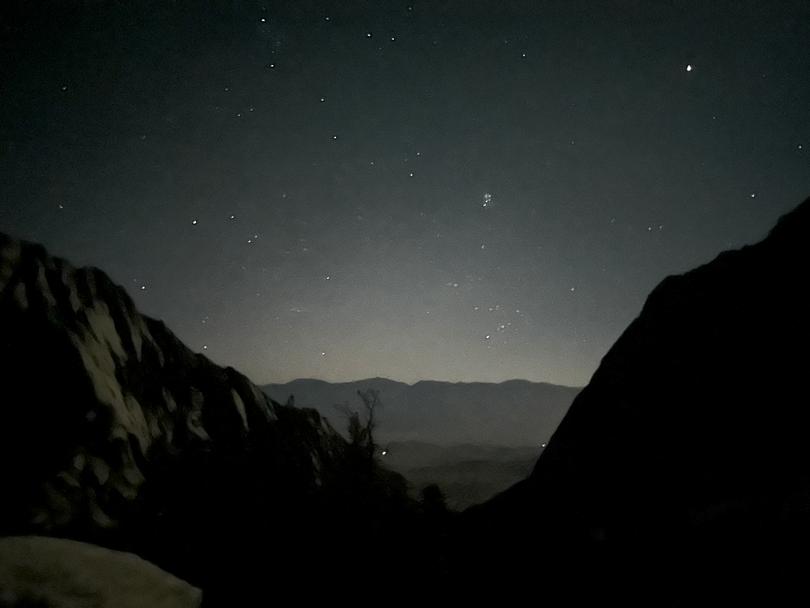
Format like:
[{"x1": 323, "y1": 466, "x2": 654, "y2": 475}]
[
  {"x1": 0, "y1": 233, "x2": 418, "y2": 603},
  {"x1": 459, "y1": 198, "x2": 810, "y2": 604}
]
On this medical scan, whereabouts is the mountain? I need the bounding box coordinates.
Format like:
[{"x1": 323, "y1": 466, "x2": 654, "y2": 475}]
[
  {"x1": 0, "y1": 233, "x2": 428, "y2": 602},
  {"x1": 263, "y1": 377, "x2": 579, "y2": 446},
  {"x1": 458, "y1": 198, "x2": 810, "y2": 603}
]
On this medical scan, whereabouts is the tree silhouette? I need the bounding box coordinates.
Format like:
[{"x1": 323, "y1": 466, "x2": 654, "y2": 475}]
[
  {"x1": 335, "y1": 389, "x2": 382, "y2": 463},
  {"x1": 421, "y1": 483, "x2": 448, "y2": 517}
]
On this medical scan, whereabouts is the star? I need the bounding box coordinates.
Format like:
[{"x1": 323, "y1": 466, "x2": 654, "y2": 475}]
[
  {"x1": 686, "y1": 64, "x2": 693, "y2": 72},
  {"x1": 191, "y1": 219, "x2": 198, "y2": 225}
]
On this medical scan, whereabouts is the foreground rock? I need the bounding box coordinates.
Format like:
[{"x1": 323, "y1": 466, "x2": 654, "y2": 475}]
[{"x1": 0, "y1": 536, "x2": 201, "y2": 608}]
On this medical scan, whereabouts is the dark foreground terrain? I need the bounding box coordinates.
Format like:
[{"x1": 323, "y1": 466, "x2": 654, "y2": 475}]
[
  {"x1": 1, "y1": 197, "x2": 809, "y2": 605},
  {"x1": 380, "y1": 441, "x2": 540, "y2": 510}
]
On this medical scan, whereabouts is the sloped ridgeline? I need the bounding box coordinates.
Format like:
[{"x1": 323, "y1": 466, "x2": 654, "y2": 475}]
[
  {"x1": 0, "y1": 234, "x2": 432, "y2": 603},
  {"x1": 457, "y1": 198, "x2": 810, "y2": 603}
]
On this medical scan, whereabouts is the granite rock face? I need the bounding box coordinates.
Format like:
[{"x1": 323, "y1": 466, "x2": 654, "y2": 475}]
[
  {"x1": 0, "y1": 232, "x2": 343, "y2": 535},
  {"x1": 0, "y1": 536, "x2": 202, "y2": 608},
  {"x1": 0, "y1": 233, "x2": 414, "y2": 603}
]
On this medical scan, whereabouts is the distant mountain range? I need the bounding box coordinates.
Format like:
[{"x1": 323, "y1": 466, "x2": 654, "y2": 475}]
[{"x1": 262, "y1": 377, "x2": 580, "y2": 446}]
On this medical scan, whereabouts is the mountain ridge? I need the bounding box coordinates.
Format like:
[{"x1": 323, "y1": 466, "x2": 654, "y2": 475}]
[
  {"x1": 263, "y1": 376, "x2": 580, "y2": 446},
  {"x1": 263, "y1": 375, "x2": 581, "y2": 389}
]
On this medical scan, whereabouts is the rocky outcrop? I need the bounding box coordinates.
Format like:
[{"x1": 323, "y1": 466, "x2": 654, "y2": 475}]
[
  {"x1": 0, "y1": 536, "x2": 201, "y2": 608},
  {"x1": 0, "y1": 233, "x2": 416, "y2": 603},
  {"x1": 0, "y1": 232, "x2": 344, "y2": 536}
]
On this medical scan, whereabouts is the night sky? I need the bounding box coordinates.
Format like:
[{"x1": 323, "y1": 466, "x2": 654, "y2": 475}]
[{"x1": 1, "y1": 1, "x2": 808, "y2": 386}]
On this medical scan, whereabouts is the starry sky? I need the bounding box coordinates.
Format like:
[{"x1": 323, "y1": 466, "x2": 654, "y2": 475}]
[{"x1": 1, "y1": 0, "x2": 809, "y2": 386}]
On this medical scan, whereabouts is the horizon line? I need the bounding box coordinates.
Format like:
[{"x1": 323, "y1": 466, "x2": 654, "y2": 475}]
[{"x1": 259, "y1": 375, "x2": 584, "y2": 390}]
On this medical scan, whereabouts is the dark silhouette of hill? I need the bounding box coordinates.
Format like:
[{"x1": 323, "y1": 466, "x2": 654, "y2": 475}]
[
  {"x1": 456, "y1": 197, "x2": 810, "y2": 604},
  {"x1": 381, "y1": 441, "x2": 540, "y2": 510},
  {"x1": 0, "y1": 233, "x2": 435, "y2": 603},
  {"x1": 263, "y1": 377, "x2": 579, "y2": 446}
]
